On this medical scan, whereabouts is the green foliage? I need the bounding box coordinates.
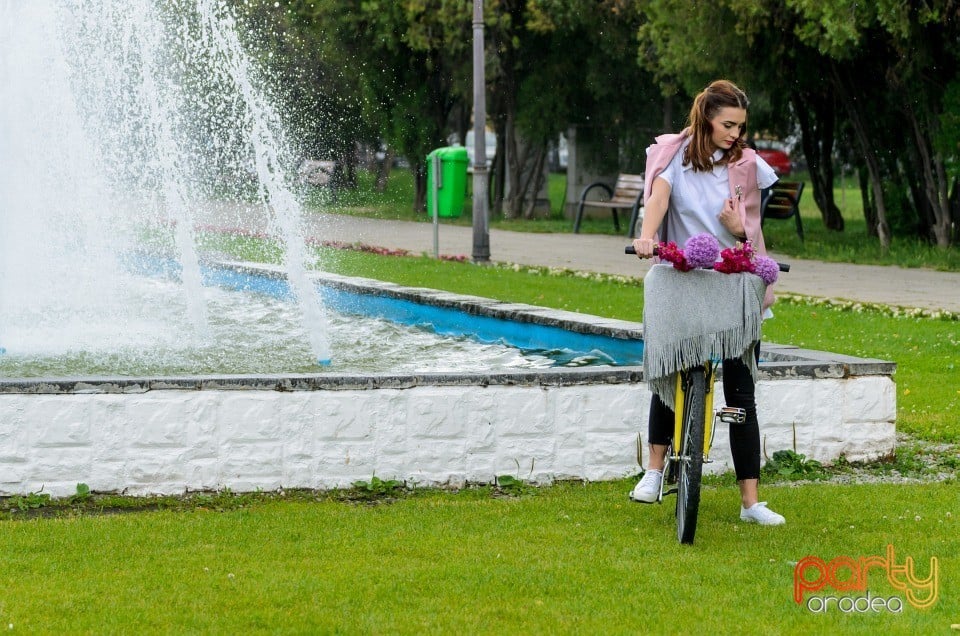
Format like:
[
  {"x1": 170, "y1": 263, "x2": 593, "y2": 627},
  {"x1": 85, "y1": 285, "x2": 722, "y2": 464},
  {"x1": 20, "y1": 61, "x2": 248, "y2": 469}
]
[
  {"x1": 8, "y1": 490, "x2": 51, "y2": 512},
  {"x1": 70, "y1": 483, "x2": 92, "y2": 504},
  {"x1": 786, "y1": 0, "x2": 871, "y2": 58},
  {"x1": 936, "y1": 79, "x2": 960, "y2": 181},
  {"x1": 350, "y1": 475, "x2": 405, "y2": 500},
  {"x1": 493, "y1": 474, "x2": 533, "y2": 497},
  {"x1": 849, "y1": 440, "x2": 960, "y2": 478},
  {"x1": 281, "y1": 0, "x2": 471, "y2": 170},
  {"x1": 236, "y1": 0, "x2": 959, "y2": 244},
  {"x1": 762, "y1": 450, "x2": 826, "y2": 480},
  {"x1": 494, "y1": 458, "x2": 537, "y2": 496},
  {"x1": 639, "y1": 0, "x2": 960, "y2": 246},
  {"x1": 521, "y1": 0, "x2": 658, "y2": 154},
  {"x1": 639, "y1": 0, "x2": 746, "y2": 86},
  {"x1": 887, "y1": 444, "x2": 934, "y2": 476}
]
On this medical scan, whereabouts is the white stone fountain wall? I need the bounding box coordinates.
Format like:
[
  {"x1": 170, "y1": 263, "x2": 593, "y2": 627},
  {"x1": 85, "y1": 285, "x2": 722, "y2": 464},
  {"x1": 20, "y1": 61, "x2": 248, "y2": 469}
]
[
  {"x1": 0, "y1": 369, "x2": 895, "y2": 497},
  {"x1": 0, "y1": 267, "x2": 898, "y2": 497}
]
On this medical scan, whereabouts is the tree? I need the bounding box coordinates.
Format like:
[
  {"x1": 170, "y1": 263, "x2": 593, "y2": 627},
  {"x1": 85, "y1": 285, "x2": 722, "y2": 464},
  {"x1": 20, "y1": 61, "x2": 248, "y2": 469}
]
[
  {"x1": 234, "y1": 0, "x2": 374, "y2": 191},
  {"x1": 245, "y1": 0, "x2": 473, "y2": 212},
  {"x1": 787, "y1": 0, "x2": 960, "y2": 249},
  {"x1": 495, "y1": 0, "x2": 662, "y2": 218},
  {"x1": 638, "y1": 0, "x2": 848, "y2": 232},
  {"x1": 239, "y1": 1, "x2": 663, "y2": 220},
  {"x1": 639, "y1": 0, "x2": 960, "y2": 249}
]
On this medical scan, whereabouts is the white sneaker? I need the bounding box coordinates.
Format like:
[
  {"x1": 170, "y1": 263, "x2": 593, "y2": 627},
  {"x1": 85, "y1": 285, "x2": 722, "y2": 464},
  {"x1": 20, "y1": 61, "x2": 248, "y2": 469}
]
[
  {"x1": 740, "y1": 502, "x2": 786, "y2": 526},
  {"x1": 629, "y1": 469, "x2": 662, "y2": 503}
]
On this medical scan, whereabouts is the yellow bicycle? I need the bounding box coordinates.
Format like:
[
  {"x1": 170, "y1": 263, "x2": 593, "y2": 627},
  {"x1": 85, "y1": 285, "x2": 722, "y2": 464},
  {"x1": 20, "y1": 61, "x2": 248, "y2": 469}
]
[
  {"x1": 626, "y1": 245, "x2": 788, "y2": 544},
  {"x1": 662, "y1": 362, "x2": 746, "y2": 544}
]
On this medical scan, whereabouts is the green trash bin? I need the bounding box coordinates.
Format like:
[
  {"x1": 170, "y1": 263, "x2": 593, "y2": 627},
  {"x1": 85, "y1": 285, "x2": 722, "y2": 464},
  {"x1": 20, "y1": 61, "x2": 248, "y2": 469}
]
[{"x1": 426, "y1": 146, "x2": 468, "y2": 218}]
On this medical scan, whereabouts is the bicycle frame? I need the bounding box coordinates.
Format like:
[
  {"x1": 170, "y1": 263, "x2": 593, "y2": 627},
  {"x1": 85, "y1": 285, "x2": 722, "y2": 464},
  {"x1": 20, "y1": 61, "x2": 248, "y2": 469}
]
[
  {"x1": 677, "y1": 362, "x2": 749, "y2": 453},
  {"x1": 659, "y1": 361, "x2": 747, "y2": 500},
  {"x1": 673, "y1": 362, "x2": 717, "y2": 461}
]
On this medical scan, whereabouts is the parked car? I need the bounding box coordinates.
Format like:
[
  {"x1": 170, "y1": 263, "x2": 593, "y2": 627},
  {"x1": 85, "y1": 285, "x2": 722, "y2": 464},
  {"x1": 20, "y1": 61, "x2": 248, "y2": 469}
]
[{"x1": 753, "y1": 138, "x2": 792, "y2": 176}]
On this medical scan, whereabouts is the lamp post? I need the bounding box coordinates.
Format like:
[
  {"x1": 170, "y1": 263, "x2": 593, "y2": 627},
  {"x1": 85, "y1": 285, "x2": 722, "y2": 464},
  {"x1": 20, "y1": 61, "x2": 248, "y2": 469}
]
[{"x1": 471, "y1": 0, "x2": 490, "y2": 262}]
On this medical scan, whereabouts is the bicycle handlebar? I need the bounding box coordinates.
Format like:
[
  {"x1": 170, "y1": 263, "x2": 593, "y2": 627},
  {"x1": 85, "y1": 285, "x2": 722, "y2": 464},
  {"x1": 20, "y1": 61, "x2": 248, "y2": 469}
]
[{"x1": 625, "y1": 245, "x2": 790, "y2": 272}]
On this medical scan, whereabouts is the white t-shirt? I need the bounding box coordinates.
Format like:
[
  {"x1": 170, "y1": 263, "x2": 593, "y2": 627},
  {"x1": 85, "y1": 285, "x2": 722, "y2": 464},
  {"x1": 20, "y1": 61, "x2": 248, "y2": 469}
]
[{"x1": 655, "y1": 142, "x2": 778, "y2": 248}]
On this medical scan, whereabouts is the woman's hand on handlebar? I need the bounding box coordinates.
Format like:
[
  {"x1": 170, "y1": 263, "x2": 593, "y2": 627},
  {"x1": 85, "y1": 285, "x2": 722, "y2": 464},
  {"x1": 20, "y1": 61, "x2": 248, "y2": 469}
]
[{"x1": 631, "y1": 237, "x2": 657, "y2": 258}]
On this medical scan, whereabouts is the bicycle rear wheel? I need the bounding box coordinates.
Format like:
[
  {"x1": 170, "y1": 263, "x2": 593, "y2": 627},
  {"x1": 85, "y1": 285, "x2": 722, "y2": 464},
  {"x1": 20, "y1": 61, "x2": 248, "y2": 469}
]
[{"x1": 676, "y1": 367, "x2": 706, "y2": 544}]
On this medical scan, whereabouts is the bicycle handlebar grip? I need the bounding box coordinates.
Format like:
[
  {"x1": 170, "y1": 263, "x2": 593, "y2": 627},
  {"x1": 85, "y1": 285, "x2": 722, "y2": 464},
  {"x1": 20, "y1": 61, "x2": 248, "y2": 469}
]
[{"x1": 624, "y1": 245, "x2": 658, "y2": 255}]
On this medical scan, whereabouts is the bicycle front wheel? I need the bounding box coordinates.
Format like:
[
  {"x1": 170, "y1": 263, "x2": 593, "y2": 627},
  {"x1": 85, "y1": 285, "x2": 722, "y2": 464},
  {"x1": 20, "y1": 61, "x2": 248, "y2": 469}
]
[{"x1": 677, "y1": 367, "x2": 706, "y2": 544}]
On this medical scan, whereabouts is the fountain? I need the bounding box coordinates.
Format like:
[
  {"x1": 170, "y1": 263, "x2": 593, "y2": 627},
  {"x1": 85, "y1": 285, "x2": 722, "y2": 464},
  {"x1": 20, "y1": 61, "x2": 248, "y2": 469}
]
[
  {"x1": 0, "y1": 1, "x2": 897, "y2": 497},
  {"x1": 0, "y1": 0, "x2": 329, "y2": 366}
]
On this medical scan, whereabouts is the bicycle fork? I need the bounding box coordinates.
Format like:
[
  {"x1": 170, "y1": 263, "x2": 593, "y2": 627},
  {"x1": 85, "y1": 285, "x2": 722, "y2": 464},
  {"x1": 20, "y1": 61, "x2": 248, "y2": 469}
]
[{"x1": 658, "y1": 363, "x2": 747, "y2": 502}]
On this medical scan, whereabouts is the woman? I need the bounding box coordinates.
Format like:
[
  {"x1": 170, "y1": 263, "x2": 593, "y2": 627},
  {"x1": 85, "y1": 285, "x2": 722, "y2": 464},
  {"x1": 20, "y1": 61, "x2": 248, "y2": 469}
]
[{"x1": 629, "y1": 79, "x2": 784, "y2": 526}]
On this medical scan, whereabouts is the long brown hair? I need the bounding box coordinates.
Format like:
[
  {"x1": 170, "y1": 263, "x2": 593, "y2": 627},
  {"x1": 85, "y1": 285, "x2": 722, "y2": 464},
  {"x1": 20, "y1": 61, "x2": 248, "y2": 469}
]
[{"x1": 683, "y1": 80, "x2": 749, "y2": 171}]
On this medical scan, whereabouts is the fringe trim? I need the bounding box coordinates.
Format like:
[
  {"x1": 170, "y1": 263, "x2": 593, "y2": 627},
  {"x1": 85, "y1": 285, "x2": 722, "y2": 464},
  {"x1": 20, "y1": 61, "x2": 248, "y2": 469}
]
[
  {"x1": 644, "y1": 322, "x2": 761, "y2": 412},
  {"x1": 641, "y1": 264, "x2": 766, "y2": 411}
]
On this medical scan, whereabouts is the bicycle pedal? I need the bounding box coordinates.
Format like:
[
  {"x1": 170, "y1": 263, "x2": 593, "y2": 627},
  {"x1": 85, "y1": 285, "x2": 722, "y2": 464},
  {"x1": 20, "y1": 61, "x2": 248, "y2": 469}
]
[{"x1": 717, "y1": 406, "x2": 747, "y2": 424}]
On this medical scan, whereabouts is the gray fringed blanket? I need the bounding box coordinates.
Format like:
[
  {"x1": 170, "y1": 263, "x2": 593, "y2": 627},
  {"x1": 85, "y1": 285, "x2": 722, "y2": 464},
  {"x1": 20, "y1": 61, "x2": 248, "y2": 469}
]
[{"x1": 642, "y1": 265, "x2": 765, "y2": 411}]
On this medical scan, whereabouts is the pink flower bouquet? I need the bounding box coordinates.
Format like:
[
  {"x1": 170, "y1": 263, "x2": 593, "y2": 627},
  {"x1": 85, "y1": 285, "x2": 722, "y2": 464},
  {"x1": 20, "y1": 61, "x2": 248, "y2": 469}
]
[{"x1": 658, "y1": 233, "x2": 778, "y2": 284}]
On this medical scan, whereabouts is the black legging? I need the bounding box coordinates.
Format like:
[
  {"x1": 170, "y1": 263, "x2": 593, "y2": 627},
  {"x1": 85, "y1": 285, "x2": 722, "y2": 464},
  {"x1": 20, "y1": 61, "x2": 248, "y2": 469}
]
[{"x1": 647, "y1": 343, "x2": 761, "y2": 481}]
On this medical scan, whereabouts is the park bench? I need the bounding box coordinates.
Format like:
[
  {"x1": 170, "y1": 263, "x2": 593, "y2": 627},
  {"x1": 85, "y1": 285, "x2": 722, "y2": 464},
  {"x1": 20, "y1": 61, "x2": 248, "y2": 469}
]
[
  {"x1": 573, "y1": 173, "x2": 644, "y2": 237},
  {"x1": 761, "y1": 180, "x2": 805, "y2": 241}
]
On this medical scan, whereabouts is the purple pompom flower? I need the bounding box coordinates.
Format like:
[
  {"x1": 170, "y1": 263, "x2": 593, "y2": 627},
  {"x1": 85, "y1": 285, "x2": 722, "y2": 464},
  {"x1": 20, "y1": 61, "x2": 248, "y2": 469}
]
[
  {"x1": 683, "y1": 233, "x2": 720, "y2": 269},
  {"x1": 751, "y1": 256, "x2": 779, "y2": 285}
]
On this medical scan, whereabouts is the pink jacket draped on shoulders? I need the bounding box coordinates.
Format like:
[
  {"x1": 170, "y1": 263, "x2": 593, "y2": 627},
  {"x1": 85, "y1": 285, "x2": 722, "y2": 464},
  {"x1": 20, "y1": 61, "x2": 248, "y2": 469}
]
[{"x1": 643, "y1": 129, "x2": 775, "y2": 310}]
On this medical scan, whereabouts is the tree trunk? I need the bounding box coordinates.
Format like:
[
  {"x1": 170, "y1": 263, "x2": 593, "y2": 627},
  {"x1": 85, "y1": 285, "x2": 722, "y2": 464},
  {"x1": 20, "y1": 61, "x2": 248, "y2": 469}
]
[
  {"x1": 792, "y1": 91, "x2": 844, "y2": 231},
  {"x1": 832, "y1": 64, "x2": 890, "y2": 250},
  {"x1": 858, "y1": 165, "x2": 876, "y2": 236},
  {"x1": 491, "y1": 125, "x2": 506, "y2": 217},
  {"x1": 413, "y1": 162, "x2": 426, "y2": 213},
  {"x1": 951, "y1": 178, "x2": 960, "y2": 244},
  {"x1": 905, "y1": 102, "x2": 953, "y2": 248},
  {"x1": 523, "y1": 147, "x2": 548, "y2": 219},
  {"x1": 497, "y1": 110, "x2": 520, "y2": 219},
  {"x1": 504, "y1": 112, "x2": 522, "y2": 219},
  {"x1": 375, "y1": 148, "x2": 395, "y2": 193},
  {"x1": 503, "y1": 111, "x2": 549, "y2": 219},
  {"x1": 661, "y1": 94, "x2": 674, "y2": 133}
]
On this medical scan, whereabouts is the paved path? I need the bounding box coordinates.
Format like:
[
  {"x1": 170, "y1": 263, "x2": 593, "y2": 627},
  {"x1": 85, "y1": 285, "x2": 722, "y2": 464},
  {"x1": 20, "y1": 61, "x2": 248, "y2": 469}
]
[
  {"x1": 199, "y1": 208, "x2": 960, "y2": 314},
  {"x1": 311, "y1": 215, "x2": 960, "y2": 314}
]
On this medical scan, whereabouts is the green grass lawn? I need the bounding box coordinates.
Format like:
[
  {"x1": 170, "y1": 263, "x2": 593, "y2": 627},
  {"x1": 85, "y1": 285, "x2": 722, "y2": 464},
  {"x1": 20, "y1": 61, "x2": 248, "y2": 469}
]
[{"x1": 1, "y1": 481, "x2": 956, "y2": 633}]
